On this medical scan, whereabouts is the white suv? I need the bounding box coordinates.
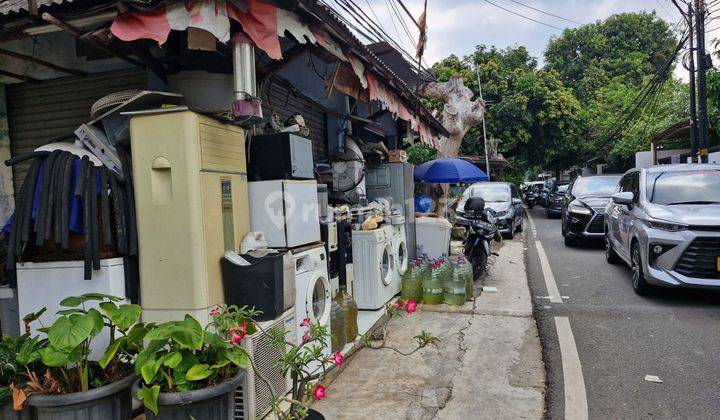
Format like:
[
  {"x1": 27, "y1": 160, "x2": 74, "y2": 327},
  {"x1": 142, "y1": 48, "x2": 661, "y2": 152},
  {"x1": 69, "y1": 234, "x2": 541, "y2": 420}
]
[{"x1": 604, "y1": 164, "x2": 720, "y2": 294}]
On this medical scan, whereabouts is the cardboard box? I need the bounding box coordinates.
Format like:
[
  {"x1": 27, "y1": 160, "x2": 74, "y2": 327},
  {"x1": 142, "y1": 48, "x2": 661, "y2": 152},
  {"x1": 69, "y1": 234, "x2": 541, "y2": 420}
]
[{"x1": 388, "y1": 149, "x2": 407, "y2": 163}]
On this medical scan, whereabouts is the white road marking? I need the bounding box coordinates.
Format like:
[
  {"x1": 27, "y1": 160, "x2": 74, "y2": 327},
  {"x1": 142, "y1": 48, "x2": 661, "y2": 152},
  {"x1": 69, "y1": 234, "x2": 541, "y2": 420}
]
[
  {"x1": 535, "y1": 241, "x2": 563, "y2": 303},
  {"x1": 554, "y1": 316, "x2": 589, "y2": 420},
  {"x1": 526, "y1": 209, "x2": 537, "y2": 236}
]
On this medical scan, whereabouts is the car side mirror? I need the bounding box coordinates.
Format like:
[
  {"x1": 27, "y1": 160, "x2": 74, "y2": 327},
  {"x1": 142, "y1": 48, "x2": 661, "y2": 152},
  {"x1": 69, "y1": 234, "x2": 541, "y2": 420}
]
[
  {"x1": 612, "y1": 192, "x2": 634, "y2": 205},
  {"x1": 512, "y1": 198, "x2": 522, "y2": 205}
]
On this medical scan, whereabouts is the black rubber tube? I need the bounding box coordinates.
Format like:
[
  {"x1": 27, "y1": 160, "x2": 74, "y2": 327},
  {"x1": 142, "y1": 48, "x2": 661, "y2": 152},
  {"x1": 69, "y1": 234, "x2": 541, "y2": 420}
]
[
  {"x1": 75, "y1": 156, "x2": 89, "y2": 198},
  {"x1": 59, "y1": 155, "x2": 76, "y2": 249},
  {"x1": 115, "y1": 174, "x2": 128, "y2": 256},
  {"x1": 34, "y1": 150, "x2": 60, "y2": 245},
  {"x1": 43, "y1": 151, "x2": 66, "y2": 243},
  {"x1": 4, "y1": 151, "x2": 50, "y2": 167},
  {"x1": 82, "y1": 164, "x2": 92, "y2": 280},
  {"x1": 53, "y1": 153, "x2": 70, "y2": 245},
  {"x1": 20, "y1": 158, "x2": 42, "y2": 244},
  {"x1": 118, "y1": 149, "x2": 137, "y2": 256},
  {"x1": 109, "y1": 174, "x2": 126, "y2": 255},
  {"x1": 100, "y1": 167, "x2": 111, "y2": 248},
  {"x1": 89, "y1": 165, "x2": 100, "y2": 270}
]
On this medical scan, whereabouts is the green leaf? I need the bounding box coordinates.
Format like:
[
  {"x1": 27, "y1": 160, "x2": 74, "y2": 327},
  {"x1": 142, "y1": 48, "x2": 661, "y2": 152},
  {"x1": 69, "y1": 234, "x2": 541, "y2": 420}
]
[
  {"x1": 225, "y1": 348, "x2": 249, "y2": 369},
  {"x1": 162, "y1": 351, "x2": 182, "y2": 369},
  {"x1": 99, "y1": 339, "x2": 122, "y2": 369},
  {"x1": 16, "y1": 336, "x2": 42, "y2": 365},
  {"x1": 59, "y1": 293, "x2": 121, "y2": 308},
  {"x1": 47, "y1": 314, "x2": 94, "y2": 351},
  {"x1": 125, "y1": 324, "x2": 149, "y2": 351},
  {"x1": 185, "y1": 364, "x2": 212, "y2": 381},
  {"x1": 140, "y1": 355, "x2": 163, "y2": 384},
  {"x1": 39, "y1": 347, "x2": 71, "y2": 367},
  {"x1": 99, "y1": 302, "x2": 141, "y2": 331},
  {"x1": 137, "y1": 384, "x2": 161, "y2": 415},
  {"x1": 86, "y1": 308, "x2": 105, "y2": 337},
  {"x1": 22, "y1": 307, "x2": 47, "y2": 323},
  {"x1": 56, "y1": 308, "x2": 86, "y2": 316},
  {"x1": 144, "y1": 316, "x2": 203, "y2": 350}
]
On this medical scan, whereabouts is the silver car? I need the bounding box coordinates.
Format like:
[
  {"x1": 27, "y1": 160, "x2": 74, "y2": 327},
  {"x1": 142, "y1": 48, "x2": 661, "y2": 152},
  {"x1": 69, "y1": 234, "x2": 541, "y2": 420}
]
[
  {"x1": 604, "y1": 164, "x2": 720, "y2": 294},
  {"x1": 457, "y1": 182, "x2": 525, "y2": 239}
]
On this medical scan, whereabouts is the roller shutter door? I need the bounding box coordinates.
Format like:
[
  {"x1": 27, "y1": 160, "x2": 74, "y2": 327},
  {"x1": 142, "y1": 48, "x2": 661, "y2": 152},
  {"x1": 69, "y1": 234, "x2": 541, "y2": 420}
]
[
  {"x1": 262, "y1": 80, "x2": 328, "y2": 161},
  {"x1": 6, "y1": 68, "x2": 147, "y2": 192}
]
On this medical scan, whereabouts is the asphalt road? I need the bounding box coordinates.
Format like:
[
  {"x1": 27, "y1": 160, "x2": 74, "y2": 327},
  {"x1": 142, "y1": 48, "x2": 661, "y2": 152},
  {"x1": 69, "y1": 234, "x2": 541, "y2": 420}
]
[{"x1": 525, "y1": 206, "x2": 720, "y2": 420}]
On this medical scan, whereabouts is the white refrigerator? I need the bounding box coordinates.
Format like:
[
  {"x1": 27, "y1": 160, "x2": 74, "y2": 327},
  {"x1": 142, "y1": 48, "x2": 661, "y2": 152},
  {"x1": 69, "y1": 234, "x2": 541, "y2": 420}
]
[{"x1": 248, "y1": 180, "x2": 321, "y2": 248}]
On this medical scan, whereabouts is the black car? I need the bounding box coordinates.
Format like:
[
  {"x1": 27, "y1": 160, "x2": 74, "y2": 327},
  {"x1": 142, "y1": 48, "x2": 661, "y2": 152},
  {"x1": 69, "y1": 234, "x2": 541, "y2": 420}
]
[
  {"x1": 561, "y1": 175, "x2": 621, "y2": 246},
  {"x1": 545, "y1": 183, "x2": 569, "y2": 218}
]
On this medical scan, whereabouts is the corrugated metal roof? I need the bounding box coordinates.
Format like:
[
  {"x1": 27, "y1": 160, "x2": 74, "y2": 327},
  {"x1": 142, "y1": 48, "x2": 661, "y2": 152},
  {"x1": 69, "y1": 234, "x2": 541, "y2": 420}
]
[{"x1": 0, "y1": 0, "x2": 73, "y2": 16}]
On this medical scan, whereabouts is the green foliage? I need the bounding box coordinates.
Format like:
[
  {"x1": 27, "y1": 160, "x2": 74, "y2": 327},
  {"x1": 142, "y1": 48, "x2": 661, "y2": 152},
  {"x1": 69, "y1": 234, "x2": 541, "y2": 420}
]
[
  {"x1": 39, "y1": 294, "x2": 143, "y2": 392},
  {"x1": 432, "y1": 45, "x2": 585, "y2": 173},
  {"x1": 430, "y1": 12, "x2": 682, "y2": 172},
  {"x1": 406, "y1": 142, "x2": 437, "y2": 166},
  {"x1": 135, "y1": 314, "x2": 249, "y2": 414}
]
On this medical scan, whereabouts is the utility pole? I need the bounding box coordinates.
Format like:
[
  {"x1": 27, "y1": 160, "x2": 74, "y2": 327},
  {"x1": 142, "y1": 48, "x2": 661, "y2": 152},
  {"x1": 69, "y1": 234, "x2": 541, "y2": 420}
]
[
  {"x1": 476, "y1": 66, "x2": 491, "y2": 180},
  {"x1": 688, "y1": 2, "x2": 699, "y2": 162},
  {"x1": 695, "y1": 0, "x2": 710, "y2": 163}
]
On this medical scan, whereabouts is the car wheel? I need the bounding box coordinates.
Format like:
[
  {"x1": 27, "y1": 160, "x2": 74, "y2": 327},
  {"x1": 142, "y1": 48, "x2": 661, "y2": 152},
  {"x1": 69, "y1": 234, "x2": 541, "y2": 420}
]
[
  {"x1": 631, "y1": 242, "x2": 653, "y2": 295},
  {"x1": 564, "y1": 235, "x2": 576, "y2": 247},
  {"x1": 561, "y1": 220, "x2": 566, "y2": 237},
  {"x1": 516, "y1": 219, "x2": 523, "y2": 232},
  {"x1": 505, "y1": 221, "x2": 515, "y2": 239},
  {"x1": 605, "y1": 230, "x2": 621, "y2": 264}
]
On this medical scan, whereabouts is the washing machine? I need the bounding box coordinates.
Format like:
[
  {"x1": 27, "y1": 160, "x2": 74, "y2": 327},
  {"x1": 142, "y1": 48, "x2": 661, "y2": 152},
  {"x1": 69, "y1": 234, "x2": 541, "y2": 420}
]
[
  {"x1": 389, "y1": 216, "x2": 408, "y2": 285},
  {"x1": 292, "y1": 245, "x2": 332, "y2": 366},
  {"x1": 351, "y1": 225, "x2": 399, "y2": 310}
]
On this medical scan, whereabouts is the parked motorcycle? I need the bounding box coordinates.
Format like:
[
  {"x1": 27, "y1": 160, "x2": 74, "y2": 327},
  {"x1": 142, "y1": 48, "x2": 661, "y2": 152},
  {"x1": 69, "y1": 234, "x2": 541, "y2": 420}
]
[
  {"x1": 524, "y1": 191, "x2": 536, "y2": 209},
  {"x1": 454, "y1": 197, "x2": 500, "y2": 280}
]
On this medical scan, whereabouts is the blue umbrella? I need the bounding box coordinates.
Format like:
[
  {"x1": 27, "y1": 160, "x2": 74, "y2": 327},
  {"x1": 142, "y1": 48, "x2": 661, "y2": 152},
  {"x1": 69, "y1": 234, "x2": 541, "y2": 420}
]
[{"x1": 414, "y1": 157, "x2": 489, "y2": 183}]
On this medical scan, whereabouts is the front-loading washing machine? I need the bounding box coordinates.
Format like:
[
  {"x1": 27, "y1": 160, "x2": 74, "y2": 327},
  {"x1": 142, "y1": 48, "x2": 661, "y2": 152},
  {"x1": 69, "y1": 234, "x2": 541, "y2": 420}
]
[
  {"x1": 292, "y1": 245, "x2": 331, "y2": 366},
  {"x1": 389, "y1": 217, "x2": 408, "y2": 285},
  {"x1": 351, "y1": 225, "x2": 399, "y2": 309}
]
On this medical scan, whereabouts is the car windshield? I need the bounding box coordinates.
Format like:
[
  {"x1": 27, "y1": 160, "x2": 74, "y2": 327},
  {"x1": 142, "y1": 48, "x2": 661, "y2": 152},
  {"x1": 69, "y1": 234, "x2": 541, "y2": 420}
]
[
  {"x1": 553, "y1": 184, "x2": 569, "y2": 193},
  {"x1": 572, "y1": 176, "x2": 620, "y2": 198},
  {"x1": 647, "y1": 170, "x2": 720, "y2": 205},
  {"x1": 464, "y1": 184, "x2": 510, "y2": 202}
]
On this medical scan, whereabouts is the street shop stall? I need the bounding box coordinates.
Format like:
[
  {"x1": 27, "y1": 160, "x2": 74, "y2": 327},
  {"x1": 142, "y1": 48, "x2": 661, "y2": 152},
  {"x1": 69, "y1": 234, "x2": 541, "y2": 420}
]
[{"x1": 0, "y1": 1, "x2": 451, "y2": 418}]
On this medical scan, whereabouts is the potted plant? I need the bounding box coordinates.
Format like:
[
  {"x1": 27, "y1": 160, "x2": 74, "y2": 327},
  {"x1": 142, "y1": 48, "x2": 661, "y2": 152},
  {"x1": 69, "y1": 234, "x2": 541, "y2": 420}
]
[
  {"x1": 133, "y1": 311, "x2": 252, "y2": 419},
  {"x1": 213, "y1": 299, "x2": 438, "y2": 420},
  {"x1": 11, "y1": 293, "x2": 144, "y2": 420},
  {"x1": 1, "y1": 331, "x2": 44, "y2": 420}
]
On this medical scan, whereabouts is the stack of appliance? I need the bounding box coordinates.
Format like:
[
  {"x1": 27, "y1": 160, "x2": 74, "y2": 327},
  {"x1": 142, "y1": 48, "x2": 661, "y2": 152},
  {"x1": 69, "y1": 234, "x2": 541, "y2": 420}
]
[
  {"x1": 365, "y1": 162, "x2": 416, "y2": 258},
  {"x1": 246, "y1": 132, "x2": 332, "y2": 365}
]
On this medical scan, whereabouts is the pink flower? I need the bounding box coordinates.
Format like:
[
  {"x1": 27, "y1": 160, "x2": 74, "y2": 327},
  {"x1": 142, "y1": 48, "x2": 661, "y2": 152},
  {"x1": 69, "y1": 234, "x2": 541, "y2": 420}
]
[
  {"x1": 229, "y1": 322, "x2": 248, "y2": 336},
  {"x1": 302, "y1": 331, "x2": 310, "y2": 343},
  {"x1": 405, "y1": 300, "x2": 417, "y2": 314},
  {"x1": 312, "y1": 384, "x2": 326, "y2": 401},
  {"x1": 210, "y1": 308, "x2": 220, "y2": 317},
  {"x1": 394, "y1": 300, "x2": 405, "y2": 308},
  {"x1": 299, "y1": 318, "x2": 311, "y2": 327},
  {"x1": 229, "y1": 333, "x2": 243, "y2": 344},
  {"x1": 332, "y1": 352, "x2": 344, "y2": 366}
]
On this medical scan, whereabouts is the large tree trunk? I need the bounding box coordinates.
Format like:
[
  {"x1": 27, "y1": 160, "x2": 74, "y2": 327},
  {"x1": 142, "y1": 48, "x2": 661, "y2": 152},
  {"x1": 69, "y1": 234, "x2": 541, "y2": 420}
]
[{"x1": 419, "y1": 76, "x2": 486, "y2": 216}]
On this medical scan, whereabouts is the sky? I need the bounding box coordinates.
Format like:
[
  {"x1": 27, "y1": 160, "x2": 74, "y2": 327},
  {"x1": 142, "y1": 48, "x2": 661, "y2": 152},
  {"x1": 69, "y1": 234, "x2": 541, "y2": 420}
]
[{"x1": 334, "y1": 0, "x2": 720, "y2": 81}]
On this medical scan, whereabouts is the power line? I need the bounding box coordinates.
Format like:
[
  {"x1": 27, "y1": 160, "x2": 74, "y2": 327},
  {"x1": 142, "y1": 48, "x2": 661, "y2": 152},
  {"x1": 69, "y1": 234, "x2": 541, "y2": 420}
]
[
  {"x1": 503, "y1": 0, "x2": 584, "y2": 25},
  {"x1": 482, "y1": 0, "x2": 565, "y2": 30}
]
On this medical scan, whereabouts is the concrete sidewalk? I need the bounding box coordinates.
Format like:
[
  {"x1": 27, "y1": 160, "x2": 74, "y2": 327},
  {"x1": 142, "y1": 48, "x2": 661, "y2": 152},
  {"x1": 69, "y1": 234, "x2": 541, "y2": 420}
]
[{"x1": 313, "y1": 236, "x2": 545, "y2": 419}]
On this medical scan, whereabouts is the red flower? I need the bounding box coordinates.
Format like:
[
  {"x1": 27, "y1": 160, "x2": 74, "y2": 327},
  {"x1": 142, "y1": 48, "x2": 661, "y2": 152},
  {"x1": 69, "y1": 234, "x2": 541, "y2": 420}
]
[
  {"x1": 228, "y1": 333, "x2": 243, "y2": 344},
  {"x1": 210, "y1": 307, "x2": 220, "y2": 317},
  {"x1": 229, "y1": 322, "x2": 248, "y2": 336},
  {"x1": 332, "y1": 352, "x2": 344, "y2": 366},
  {"x1": 302, "y1": 331, "x2": 310, "y2": 343},
  {"x1": 299, "y1": 318, "x2": 311, "y2": 327},
  {"x1": 405, "y1": 300, "x2": 417, "y2": 314},
  {"x1": 312, "y1": 384, "x2": 326, "y2": 401},
  {"x1": 394, "y1": 300, "x2": 405, "y2": 308}
]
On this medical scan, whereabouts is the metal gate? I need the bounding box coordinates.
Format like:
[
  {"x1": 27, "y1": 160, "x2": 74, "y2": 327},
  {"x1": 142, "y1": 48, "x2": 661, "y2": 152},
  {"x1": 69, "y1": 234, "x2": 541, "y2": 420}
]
[{"x1": 5, "y1": 68, "x2": 147, "y2": 192}]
